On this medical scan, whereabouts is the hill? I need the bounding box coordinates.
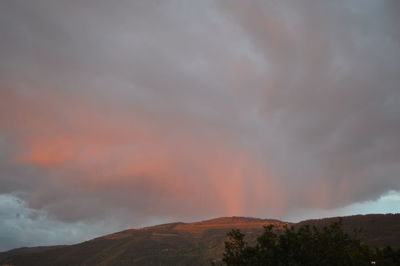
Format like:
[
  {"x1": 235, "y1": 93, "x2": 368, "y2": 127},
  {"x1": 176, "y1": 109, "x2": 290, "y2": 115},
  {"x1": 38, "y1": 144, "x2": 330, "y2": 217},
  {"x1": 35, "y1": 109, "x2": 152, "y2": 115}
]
[
  {"x1": 298, "y1": 213, "x2": 400, "y2": 248},
  {"x1": 0, "y1": 214, "x2": 399, "y2": 266}
]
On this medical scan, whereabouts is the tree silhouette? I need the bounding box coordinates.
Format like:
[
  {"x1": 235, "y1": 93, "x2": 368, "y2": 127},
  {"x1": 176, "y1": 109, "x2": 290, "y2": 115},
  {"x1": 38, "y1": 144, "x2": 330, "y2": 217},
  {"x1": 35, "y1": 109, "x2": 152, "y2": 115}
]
[{"x1": 223, "y1": 221, "x2": 400, "y2": 266}]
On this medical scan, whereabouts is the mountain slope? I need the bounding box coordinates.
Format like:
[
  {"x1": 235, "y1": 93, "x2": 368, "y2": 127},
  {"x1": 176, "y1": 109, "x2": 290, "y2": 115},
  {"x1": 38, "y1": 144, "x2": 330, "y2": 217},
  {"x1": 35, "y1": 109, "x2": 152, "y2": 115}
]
[
  {"x1": 0, "y1": 214, "x2": 399, "y2": 266},
  {"x1": 298, "y1": 213, "x2": 400, "y2": 248}
]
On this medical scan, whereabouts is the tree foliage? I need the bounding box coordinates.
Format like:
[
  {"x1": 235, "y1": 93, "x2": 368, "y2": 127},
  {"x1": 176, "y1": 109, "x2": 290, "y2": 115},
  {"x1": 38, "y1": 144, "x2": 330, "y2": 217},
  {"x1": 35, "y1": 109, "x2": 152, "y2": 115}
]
[{"x1": 223, "y1": 221, "x2": 400, "y2": 266}]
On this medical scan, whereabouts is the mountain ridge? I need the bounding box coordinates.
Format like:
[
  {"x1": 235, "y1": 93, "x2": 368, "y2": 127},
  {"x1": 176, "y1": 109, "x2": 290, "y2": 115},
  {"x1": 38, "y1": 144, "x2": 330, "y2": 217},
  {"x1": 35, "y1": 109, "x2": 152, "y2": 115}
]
[{"x1": 1, "y1": 213, "x2": 399, "y2": 266}]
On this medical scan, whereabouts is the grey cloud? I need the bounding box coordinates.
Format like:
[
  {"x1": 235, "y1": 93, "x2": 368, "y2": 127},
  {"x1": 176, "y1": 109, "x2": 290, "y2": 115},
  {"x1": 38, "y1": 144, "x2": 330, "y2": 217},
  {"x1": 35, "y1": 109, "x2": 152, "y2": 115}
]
[
  {"x1": 0, "y1": 193, "x2": 127, "y2": 251},
  {"x1": 0, "y1": 0, "x2": 399, "y2": 249},
  {"x1": 222, "y1": 0, "x2": 400, "y2": 203}
]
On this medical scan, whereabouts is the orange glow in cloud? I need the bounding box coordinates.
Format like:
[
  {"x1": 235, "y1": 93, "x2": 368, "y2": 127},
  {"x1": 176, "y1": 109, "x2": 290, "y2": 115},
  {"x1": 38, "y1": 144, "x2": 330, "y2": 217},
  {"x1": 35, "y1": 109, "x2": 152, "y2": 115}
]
[
  {"x1": 15, "y1": 137, "x2": 77, "y2": 166},
  {"x1": 1, "y1": 88, "x2": 287, "y2": 219}
]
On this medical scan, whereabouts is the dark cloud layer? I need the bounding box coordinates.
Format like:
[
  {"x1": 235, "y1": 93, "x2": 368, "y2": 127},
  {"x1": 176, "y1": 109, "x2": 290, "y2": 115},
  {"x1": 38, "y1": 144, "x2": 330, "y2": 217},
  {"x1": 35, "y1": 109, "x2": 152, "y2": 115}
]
[{"x1": 0, "y1": 0, "x2": 399, "y2": 250}]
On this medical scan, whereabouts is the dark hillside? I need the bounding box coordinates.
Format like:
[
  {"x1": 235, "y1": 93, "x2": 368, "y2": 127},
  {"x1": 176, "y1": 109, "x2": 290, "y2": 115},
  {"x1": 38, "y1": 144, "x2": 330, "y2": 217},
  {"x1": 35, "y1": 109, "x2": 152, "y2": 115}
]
[
  {"x1": 298, "y1": 214, "x2": 400, "y2": 248},
  {"x1": 0, "y1": 214, "x2": 399, "y2": 266}
]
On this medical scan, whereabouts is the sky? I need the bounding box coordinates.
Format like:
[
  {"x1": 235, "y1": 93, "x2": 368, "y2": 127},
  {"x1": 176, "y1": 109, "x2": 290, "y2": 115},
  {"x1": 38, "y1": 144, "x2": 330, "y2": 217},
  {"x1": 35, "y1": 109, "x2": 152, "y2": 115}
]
[{"x1": 0, "y1": 0, "x2": 399, "y2": 251}]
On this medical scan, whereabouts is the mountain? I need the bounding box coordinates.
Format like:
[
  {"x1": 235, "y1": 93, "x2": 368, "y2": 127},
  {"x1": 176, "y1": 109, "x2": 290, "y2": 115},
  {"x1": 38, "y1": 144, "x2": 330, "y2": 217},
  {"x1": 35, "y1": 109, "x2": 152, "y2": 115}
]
[{"x1": 0, "y1": 214, "x2": 399, "y2": 266}]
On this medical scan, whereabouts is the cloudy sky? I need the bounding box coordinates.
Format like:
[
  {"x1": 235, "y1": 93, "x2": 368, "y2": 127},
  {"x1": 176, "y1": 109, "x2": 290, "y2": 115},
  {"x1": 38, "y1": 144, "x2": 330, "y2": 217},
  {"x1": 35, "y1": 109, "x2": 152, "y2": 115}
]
[{"x1": 0, "y1": 0, "x2": 399, "y2": 251}]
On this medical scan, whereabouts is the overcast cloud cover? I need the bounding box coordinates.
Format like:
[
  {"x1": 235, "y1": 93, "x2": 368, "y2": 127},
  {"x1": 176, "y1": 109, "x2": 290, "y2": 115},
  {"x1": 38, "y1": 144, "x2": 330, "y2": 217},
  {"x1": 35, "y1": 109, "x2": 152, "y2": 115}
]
[{"x1": 0, "y1": 0, "x2": 399, "y2": 251}]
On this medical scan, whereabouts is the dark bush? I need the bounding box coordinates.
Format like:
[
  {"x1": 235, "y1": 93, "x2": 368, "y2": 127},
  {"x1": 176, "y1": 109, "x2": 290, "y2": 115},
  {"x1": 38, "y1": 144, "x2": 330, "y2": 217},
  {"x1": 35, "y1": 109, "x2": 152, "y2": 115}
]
[{"x1": 223, "y1": 221, "x2": 400, "y2": 266}]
